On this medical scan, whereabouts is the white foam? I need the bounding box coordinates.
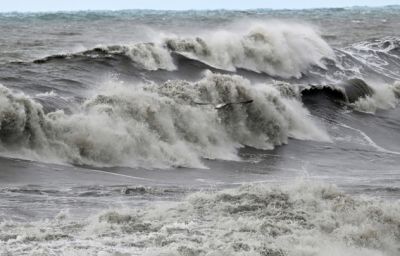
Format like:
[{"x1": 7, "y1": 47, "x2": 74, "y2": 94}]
[
  {"x1": 1, "y1": 181, "x2": 399, "y2": 255},
  {"x1": 165, "y1": 21, "x2": 335, "y2": 78},
  {"x1": 35, "y1": 90, "x2": 58, "y2": 97},
  {"x1": 352, "y1": 81, "x2": 399, "y2": 114}
]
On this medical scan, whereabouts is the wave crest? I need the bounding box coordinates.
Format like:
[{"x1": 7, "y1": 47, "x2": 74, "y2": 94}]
[
  {"x1": 99, "y1": 43, "x2": 177, "y2": 71},
  {"x1": 165, "y1": 22, "x2": 335, "y2": 78}
]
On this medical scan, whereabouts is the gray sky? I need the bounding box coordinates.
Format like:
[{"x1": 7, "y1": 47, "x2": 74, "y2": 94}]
[{"x1": 1, "y1": 0, "x2": 399, "y2": 12}]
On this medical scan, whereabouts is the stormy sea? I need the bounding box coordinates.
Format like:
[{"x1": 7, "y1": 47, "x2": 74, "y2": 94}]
[{"x1": 1, "y1": 6, "x2": 400, "y2": 256}]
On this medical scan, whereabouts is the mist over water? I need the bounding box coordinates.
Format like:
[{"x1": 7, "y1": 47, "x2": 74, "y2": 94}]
[{"x1": 0, "y1": 7, "x2": 400, "y2": 256}]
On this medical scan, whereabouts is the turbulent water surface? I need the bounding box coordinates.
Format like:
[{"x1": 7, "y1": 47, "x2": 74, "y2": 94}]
[{"x1": 0, "y1": 7, "x2": 400, "y2": 256}]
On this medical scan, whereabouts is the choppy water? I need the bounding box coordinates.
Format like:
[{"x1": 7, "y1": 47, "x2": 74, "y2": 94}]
[{"x1": 0, "y1": 7, "x2": 400, "y2": 256}]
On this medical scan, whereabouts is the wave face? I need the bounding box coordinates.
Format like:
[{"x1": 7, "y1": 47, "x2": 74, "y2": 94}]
[
  {"x1": 1, "y1": 182, "x2": 399, "y2": 255},
  {"x1": 0, "y1": 73, "x2": 329, "y2": 168},
  {"x1": 34, "y1": 43, "x2": 177, "y2": 71}
]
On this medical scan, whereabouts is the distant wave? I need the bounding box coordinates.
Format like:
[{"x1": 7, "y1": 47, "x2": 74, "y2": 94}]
[
  {"x1": 32, "y1": 22, "x2": 336, "y2": 79},
  {"x1": 28, "y1": 25, "x2": 400, "y2": 86}
]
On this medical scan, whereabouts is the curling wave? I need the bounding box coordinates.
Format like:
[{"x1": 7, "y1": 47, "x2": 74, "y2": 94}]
[
  {"x1": 300, "y1": 79, "x2": 374, "y2": 103},
  {"x1": 300, "y1": 78, "x2": 400, "y2": 114},
  {"x1": 0, "y1": 73, "x2": 329, "y2": 168}
]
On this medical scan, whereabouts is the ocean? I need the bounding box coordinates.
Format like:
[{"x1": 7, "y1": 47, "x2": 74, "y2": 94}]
[{"x1": 0, "y1": 7, "x2": 400, "y2": 255}]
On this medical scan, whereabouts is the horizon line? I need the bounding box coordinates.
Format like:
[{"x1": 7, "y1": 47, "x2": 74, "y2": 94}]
[{"x1": 0, "y1": 4, "x2": 399, "y2": 14}]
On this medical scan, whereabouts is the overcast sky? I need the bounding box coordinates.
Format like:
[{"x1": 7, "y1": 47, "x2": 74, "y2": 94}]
[{"x1": 1, "y1": 0, "x2": 399, "y2": 12}]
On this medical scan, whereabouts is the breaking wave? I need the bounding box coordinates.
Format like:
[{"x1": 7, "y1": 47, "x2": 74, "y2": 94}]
[
  {"x1": 1, "y1": 181, "x2": 399, "y2": 255},
  {"x1": 164, "y1": 22, "x2": 335, "y2": 78},
  {"x1": 0, "y1": 73, "x2": 329, "y2": 168},
  {"x1": 32, "y1": 22, "x2": 335, "y2": 79}
]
